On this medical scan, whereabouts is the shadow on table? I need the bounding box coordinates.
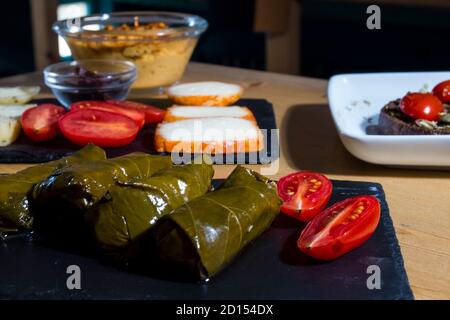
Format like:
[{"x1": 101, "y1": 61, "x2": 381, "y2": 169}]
[{"x1": 281, "y1": 104, "x2": 450, "y2": 178}]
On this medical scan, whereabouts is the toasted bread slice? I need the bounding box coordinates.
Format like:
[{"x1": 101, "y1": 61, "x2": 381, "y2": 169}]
[
  {"x1": 155, "y1": 117, "x2": 264, "y2": 154},
  {"x1": 167, "y1": 81, "x2": 243, "y2": 106},
  {"x1": 164, "y1": 106, "x2": 256, "y2": 123},
  {"x1": 371, "y1": 99, "x2": 450, "y2": 135}
]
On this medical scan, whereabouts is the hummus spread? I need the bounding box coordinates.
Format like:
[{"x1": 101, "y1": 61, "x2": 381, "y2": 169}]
[{"x1": 66, "y1": 22, "x2": 197, "y2": 88}]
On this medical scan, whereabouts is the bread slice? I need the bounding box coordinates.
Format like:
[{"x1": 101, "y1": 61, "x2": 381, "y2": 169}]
[
  {"x1": 164, "y1": 106, "x2": 256, "y2": 123},
  {"x1": 367, "y1": 99, "x2": 450, "y2": 135},
  {"x1": 154, "y1": 117, "x2": 264, "y2": 154},
  {"x1": 167, "y1": 81, "x2": 243, "y2": 106}
]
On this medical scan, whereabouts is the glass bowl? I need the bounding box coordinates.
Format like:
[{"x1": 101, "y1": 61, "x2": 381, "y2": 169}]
[
  {"x1": 53, "y1": 11, "x2": 208, "y2": 89},
  {"x1": 43, "y1": 59, "x2": 136, "y2": 108}
]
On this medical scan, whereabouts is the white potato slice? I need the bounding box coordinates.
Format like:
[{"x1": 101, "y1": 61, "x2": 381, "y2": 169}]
[
  {"x1": 0, "y1": 86, "x2": 40, "y2": 105},
  {"x1": 0, "y1": 117, "x2": 21, "y2": 146},
  {"x1": 0, "y1": 104, "x2": 36, "y2": 119}
]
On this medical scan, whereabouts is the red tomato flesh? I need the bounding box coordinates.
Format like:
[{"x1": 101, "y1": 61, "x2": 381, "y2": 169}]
[
  {"x1": 297, "y1": 195, "x2": 381, "y2": 260},
  {"x1": 400, "y1": 92, "x2": 443, "y2": 121},
  {"x1": 107, "y1": 100, "x2": 165, "y2": 124},
  {"x1": 71, "y1": 101, "x2": 145, "y2": 129},
  {"x1": 277, "y1": 171, "x2": 332, "y2": 222},
  {"x1": 58, "y1": 109, "x2": 139, "y2": 148},
  {"x1": 20, "y1": 104, "x2": 66, "y2": 142},
  {"x1": 432, "y1": 80, "x2": 450, "y2": 103}
]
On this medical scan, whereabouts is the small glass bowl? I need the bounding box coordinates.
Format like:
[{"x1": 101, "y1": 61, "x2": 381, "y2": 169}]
[
  {"x1": 52, "y1": 12, "x2": 208, "y2": 89},
  {"x1": 43, "y1": 59, "x2": 136, "y2": 108}
]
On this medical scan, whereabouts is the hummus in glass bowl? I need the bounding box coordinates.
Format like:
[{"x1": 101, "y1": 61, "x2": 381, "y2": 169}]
[{"x1": 53, "y1": 12, "x2": 208, "y2": 89}]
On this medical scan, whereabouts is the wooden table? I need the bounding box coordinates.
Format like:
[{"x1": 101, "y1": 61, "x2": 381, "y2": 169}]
[{"x1": 1, "y1": 62, "x2": 449, "y2": 299}]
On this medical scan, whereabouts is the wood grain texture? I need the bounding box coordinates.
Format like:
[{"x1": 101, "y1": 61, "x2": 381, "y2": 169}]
[{"x1": 0, "y1": 62, "x2": 449, "y2": 299}]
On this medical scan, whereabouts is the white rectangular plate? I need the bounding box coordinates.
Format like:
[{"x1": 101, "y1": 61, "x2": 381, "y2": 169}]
[{"x1": 328, "y1": 72, "x2": 450, "y2": 168}]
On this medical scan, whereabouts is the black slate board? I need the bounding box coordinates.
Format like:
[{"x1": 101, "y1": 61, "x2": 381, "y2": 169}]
[
  {"x1": 0, "y1": 180, "x2": 413, "y2": 300},
  {"x1": 0, "y1": 98, "x2": 278, "y2": 164}
]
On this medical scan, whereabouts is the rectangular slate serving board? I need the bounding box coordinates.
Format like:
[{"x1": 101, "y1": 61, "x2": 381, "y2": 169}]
[
  {"x1": 0, "y1": 98, "x2": 278, "y2": 164},
  {"x1": 0, "y1": 179, "x2": 413, "y2": 300}
]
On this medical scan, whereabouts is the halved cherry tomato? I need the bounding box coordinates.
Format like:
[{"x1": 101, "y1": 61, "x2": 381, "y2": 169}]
[
  {"x1": 58, "y1": 109, "x2": 139, "y2": 148},
  {"x1": 298, "y1": 195, "x2": 381, "y2": 260},
  {"x1": 432, "y1": 80, "x2": 450, "y2": 103},
  {"x1": 107, "y1": 100, "x2": 165, "y2": 124},
  {"x1": 277, "y1": 171, "x2": 332, "y2": 222},
  {"x1": 70, "y1": 101, "x2": 145, "y2": 129},
  {"x1": 400, "y1": 92, "x2": 443, "y2": 121},
  {"x1": 20, "y1": 104, "x2": 66, "y2": 142}
]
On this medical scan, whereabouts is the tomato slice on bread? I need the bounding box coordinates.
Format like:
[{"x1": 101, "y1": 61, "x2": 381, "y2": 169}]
[
  {"x1": 58, "y1": 108, "x2": 139, "y2": 148},
  {"x1": 297, "y1": 195, "x2": 381, "y2": 260},
  {"x1": 71, "y1": 101, "x2": 145, "y2": 129},
  {"x1": 21, "y1": 104, "x2": 66, "y2": 142},
  {"x1": 400, "y1": 92, "x2": 443, "y2": 121},
  {"x1": 277, "y1": 171, "x2": 333, "y2": 222},
  {"x1": 432, "y1": 80, "x2": 450, "y2": 103},
  {"x1": 107, "y1": 100, "x2": 165, "y2": 124}
]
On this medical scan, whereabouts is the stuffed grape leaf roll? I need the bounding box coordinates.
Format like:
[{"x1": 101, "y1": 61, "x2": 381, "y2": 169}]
[
  {"x1": 150, "y1": 165, "x2": 282, "y2": 280},
  {"x1": 0, "y1": 144, "x2": 106, "y2": 233},
  {"x1": 88, "y1": 163, "x2": 214, "y2": 252},
  {"x1": 32, "y1": 153, "x2": 173, "y2": 210}
]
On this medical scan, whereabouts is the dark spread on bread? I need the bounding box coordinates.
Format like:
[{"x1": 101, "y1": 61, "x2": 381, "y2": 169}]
[{"x1": 367, "y1": 99, "x2": 450, "y2": 135}]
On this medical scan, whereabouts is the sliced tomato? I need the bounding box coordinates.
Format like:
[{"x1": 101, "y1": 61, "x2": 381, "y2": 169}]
[
  {"x1": 277, "y1": 171, "x2": 332, "y2": 222},
  {"x1": 400, "y1": 92, "x2": 443, "y2": 121},
  {"x1": 20, "y1": 104, "x2": 66, "y2": 142},
  {"x1": 70, "y1": 101, "x2": 145, "y2": 129},
  {"x1": 107, "y1": 100, "x2": 165, "y2": 124},
  {"x1": 58, "y1": 109, "x2": 139, "y2": 148},
  {"x1": 432, "y1": 80, "x2": 450, "y2": 103},
  {"x1": 297, "y1": 195, "x2": 381, "y2": 260}
]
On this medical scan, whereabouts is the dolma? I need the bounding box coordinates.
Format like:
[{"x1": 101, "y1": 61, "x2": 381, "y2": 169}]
[
  {"x1": 88, "y1": 163, "x2": 214, "y2": 252},
  {"x1": 32, "y1": 153, "x2": 173, "y2": 210},
  {"x1": 150, "y1": 165, "x2": 282, "y2": 280},
  {"x1": 0, "y1": 144, "x2": 106, "y2": 233}
]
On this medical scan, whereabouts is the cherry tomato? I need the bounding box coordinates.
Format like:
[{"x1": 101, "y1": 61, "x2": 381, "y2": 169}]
[
  {"x1": 107, "y1": 100, "x2": 165, "y2": 124},
  {"x1": 70, "y1": 101, "x2": 145, "y2": 129},
  {"x1": 400, "y1": 92, "x2": 443, "y2": 121},
  {"x1": 20, "y1": 104, "x2": 66, "y2": 142},
  {"x1": 277, "y1": 171, "x2": 333, "y2": 222},
  {"x1": 298, "y1": 195, "x2": 381, "y2": 260},
  {"x1": 432, "y1": 80, "x2": 450, "y2": 103},
  {"x1": 58, "y1": 109, "x2": 139, "y2": 148}
]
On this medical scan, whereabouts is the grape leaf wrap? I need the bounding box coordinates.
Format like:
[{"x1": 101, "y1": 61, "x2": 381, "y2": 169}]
[{"x1": 151, "y1": 165, "x2": 282, "y2": 280}]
